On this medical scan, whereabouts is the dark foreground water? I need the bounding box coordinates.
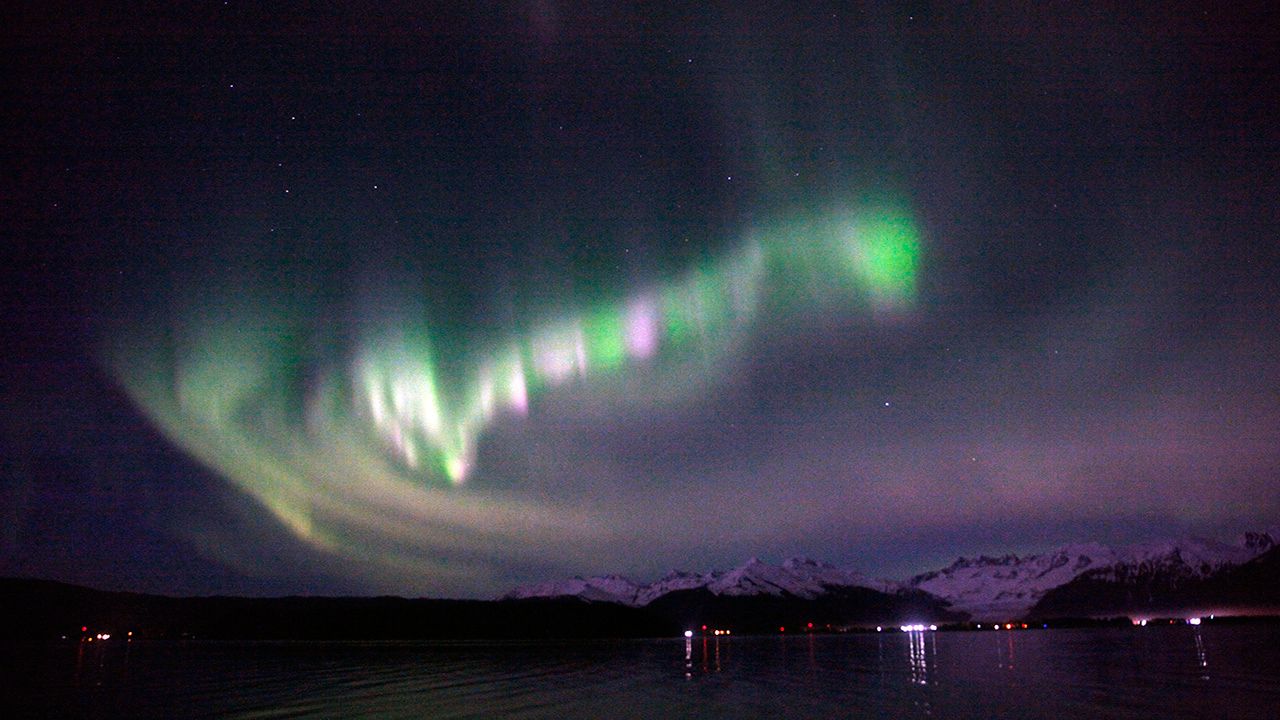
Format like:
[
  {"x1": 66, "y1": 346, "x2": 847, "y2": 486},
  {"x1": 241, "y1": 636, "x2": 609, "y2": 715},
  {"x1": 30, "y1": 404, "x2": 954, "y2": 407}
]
[{"x1": 8, "y1": 625, "x2": 1280, "y2": 718}]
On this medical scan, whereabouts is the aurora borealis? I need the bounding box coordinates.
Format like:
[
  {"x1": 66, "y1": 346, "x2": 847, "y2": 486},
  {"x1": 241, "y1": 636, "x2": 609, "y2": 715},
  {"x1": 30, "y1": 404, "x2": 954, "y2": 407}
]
[
  {"x1": 345, "y1": 210, "x2": 919, "y2": 483},
  {"x1": 4, "y1": 2, "x2": 1279, "y2": 597},
  {"x1": 144, "y1": 209, "x2": 917, "y2": 485},
  {"x1": 105, "y1": 205, "x2": 920, "y2": 587}
]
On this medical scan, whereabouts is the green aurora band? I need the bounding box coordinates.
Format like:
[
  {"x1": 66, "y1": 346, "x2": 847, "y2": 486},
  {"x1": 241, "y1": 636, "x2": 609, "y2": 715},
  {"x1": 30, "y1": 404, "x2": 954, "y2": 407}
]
[{"x1": 107, "y1": 205, "x2": 920, "y2": 586}]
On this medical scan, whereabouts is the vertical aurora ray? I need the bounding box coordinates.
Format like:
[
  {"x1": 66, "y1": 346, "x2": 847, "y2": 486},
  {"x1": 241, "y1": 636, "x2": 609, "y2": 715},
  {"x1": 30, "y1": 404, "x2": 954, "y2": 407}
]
[
  {"x1": 583, "y1": 306, "x2": 628, "y2": 370},
  {"x1": 331, "y1": 206, "x2": 917, "y2": 485},
  {"x1": 624, "y1": 294, "x2": 660, "y2": 359},
  {"x1": 106, "y1": 204, "x2": 920, "y2": 580}
]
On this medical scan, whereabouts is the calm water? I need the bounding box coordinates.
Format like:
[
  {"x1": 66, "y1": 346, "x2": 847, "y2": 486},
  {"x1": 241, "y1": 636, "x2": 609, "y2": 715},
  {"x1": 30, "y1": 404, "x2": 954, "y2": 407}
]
[{"x1": 9, "y1": 626, "x2": 1280, "y2": 718}]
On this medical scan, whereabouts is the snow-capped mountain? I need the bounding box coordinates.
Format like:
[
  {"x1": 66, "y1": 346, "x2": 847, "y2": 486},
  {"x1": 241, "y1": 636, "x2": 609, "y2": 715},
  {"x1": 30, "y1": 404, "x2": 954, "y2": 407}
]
[
  {"x1": 1239, "y1": 529, "x2": 1277, "y2": 554},
  {"x1": 908, "y1": 528, "x2": 1279, "y2": 620},
  {"x1": 503, "y1": 574, "x2": 643, "y2": 605},
  {"x1": 503, "y1": 527, "x2": 1279, "y2": 619},
  {"x1": 1103, "y1": 536, "x2": 1259, "y2": 581},
  {"x1": 504, "y1": 557, "x2": 893, "y2": 608},
  {"x1": 1030, "y1": 534, "x2": 1280, "y2": 619},
  {"x1": 907, "y1": 543, "x2": 1116, "y2": 620},
  {"x1": 634, "y1": 570, "x2": 715, "y2": 607},
  {"x1": 706, "y1": 557, "x2": 897, "y2": 598}
]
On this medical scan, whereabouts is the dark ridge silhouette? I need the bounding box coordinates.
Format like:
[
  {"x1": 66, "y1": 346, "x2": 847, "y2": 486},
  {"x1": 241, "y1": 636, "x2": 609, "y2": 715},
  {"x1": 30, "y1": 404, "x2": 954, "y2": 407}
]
[
  {"x1": 0, "y1": 577, "x2": 957, "y2": 640},
  {"x1": 0, "y1": 578, "x2": 674, "y2": 641}
]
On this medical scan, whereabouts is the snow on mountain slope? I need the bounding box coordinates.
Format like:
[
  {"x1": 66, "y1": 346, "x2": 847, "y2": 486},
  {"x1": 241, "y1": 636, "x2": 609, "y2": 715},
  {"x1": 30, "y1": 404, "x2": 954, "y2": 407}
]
[
  {"x1": 1239, "y1": 526, "x2": 1280, "y2": 554},
  {"x1": 780, "y1": 557, "x2": 899, "y2": 594},
  {"x1": 503, "y1": 528, "x2": 1279, "y2": 616},
  {"x1": 1092, "y1": 535, "x2": 1259, "y2": 582},
  {"x1": 503, "y1": 575, "x2": 641, "y2": 605},
  {"x1": 633, "y1": 570, "x2": 713, "y2": 607},
  {"x1": 908, "y1": 543, "x2": 1116, "y2": 620},
  {"x1": 909, "y1": 530, "x2": 1279, "y2": 620},
  {"x1": 505, "y1": 557, "x2": 891, "y2": 607},
  {"x1": 707, "y1": 557, "x2": 819, "y2": 598}
]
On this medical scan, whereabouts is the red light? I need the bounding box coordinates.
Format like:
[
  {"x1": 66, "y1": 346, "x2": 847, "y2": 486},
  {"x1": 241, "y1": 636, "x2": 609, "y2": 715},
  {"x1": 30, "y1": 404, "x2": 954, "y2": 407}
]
[
  {"x1": 81, "y1": 626, "x2": 87, "y2": 633},
  {"x1": 807, "y1": 622, "x2": 813, "y2": 629},
  {"x1": 779, "y1": 626, "x2": 785, "y2": 633},
  {"x1": 701, "y1": 625, "x2": 707, "y2": 631}
]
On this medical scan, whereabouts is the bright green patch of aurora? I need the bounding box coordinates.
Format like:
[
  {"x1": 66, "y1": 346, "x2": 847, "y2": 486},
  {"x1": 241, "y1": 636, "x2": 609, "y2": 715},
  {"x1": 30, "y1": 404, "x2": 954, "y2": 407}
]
[
  {"x1": 107, "y1": 204, "x2": 920, "y2": 568},
  {"x1": 848, "y1": 212, "x2": 921, "y2": 304}
]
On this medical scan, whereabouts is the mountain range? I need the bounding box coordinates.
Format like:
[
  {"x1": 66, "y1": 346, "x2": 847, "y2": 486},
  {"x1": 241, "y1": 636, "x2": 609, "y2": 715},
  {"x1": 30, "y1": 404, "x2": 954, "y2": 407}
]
[
  {"x1": 506, "y1": 557, "x2": 893, "y2": 608},
  {"x1": 4, "y1": 527, "x2": 1275, "y2": 642},
  {"x1": 505, "y1": 526, "x2": 1280, "y2": 621}
]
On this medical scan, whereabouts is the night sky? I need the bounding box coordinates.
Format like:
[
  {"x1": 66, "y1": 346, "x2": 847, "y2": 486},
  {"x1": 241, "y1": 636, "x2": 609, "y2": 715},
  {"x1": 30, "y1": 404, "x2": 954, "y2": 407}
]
[{"x1": 3, "y1": 2, "x2": 1278, "y2": 598}]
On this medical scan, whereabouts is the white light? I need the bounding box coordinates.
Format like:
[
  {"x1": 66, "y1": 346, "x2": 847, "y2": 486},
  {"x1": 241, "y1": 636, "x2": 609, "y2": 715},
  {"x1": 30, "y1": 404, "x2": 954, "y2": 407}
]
[
  {"x1": 1188, "y1": 617, "x2": 1201, "y2": 626},
  {"x1": 876, "y1": 626, "x2": 882, "y2": 632},
  {"x1": 929, "y1": 625, "x2": 938, "y2": 631},
  {"x1": 1140, "y1": 619, "x2": 1148, "y2": 627},
  {"x1": 683, "y1": 630, "x2": 693, "y2": 638}
]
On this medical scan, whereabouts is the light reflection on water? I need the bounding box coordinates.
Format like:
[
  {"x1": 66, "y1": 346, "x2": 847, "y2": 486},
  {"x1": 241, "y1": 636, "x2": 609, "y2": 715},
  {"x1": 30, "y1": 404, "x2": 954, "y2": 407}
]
[
  {"x1": 1194, "y1": 629, "x2": 1209, "y2": 681},
  {"x1": 9, "y1": 626, "x2": 1280, "y2": 719},
  {"x1": 906, "y1": 629, "x2": 930, "y2": 685}
]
